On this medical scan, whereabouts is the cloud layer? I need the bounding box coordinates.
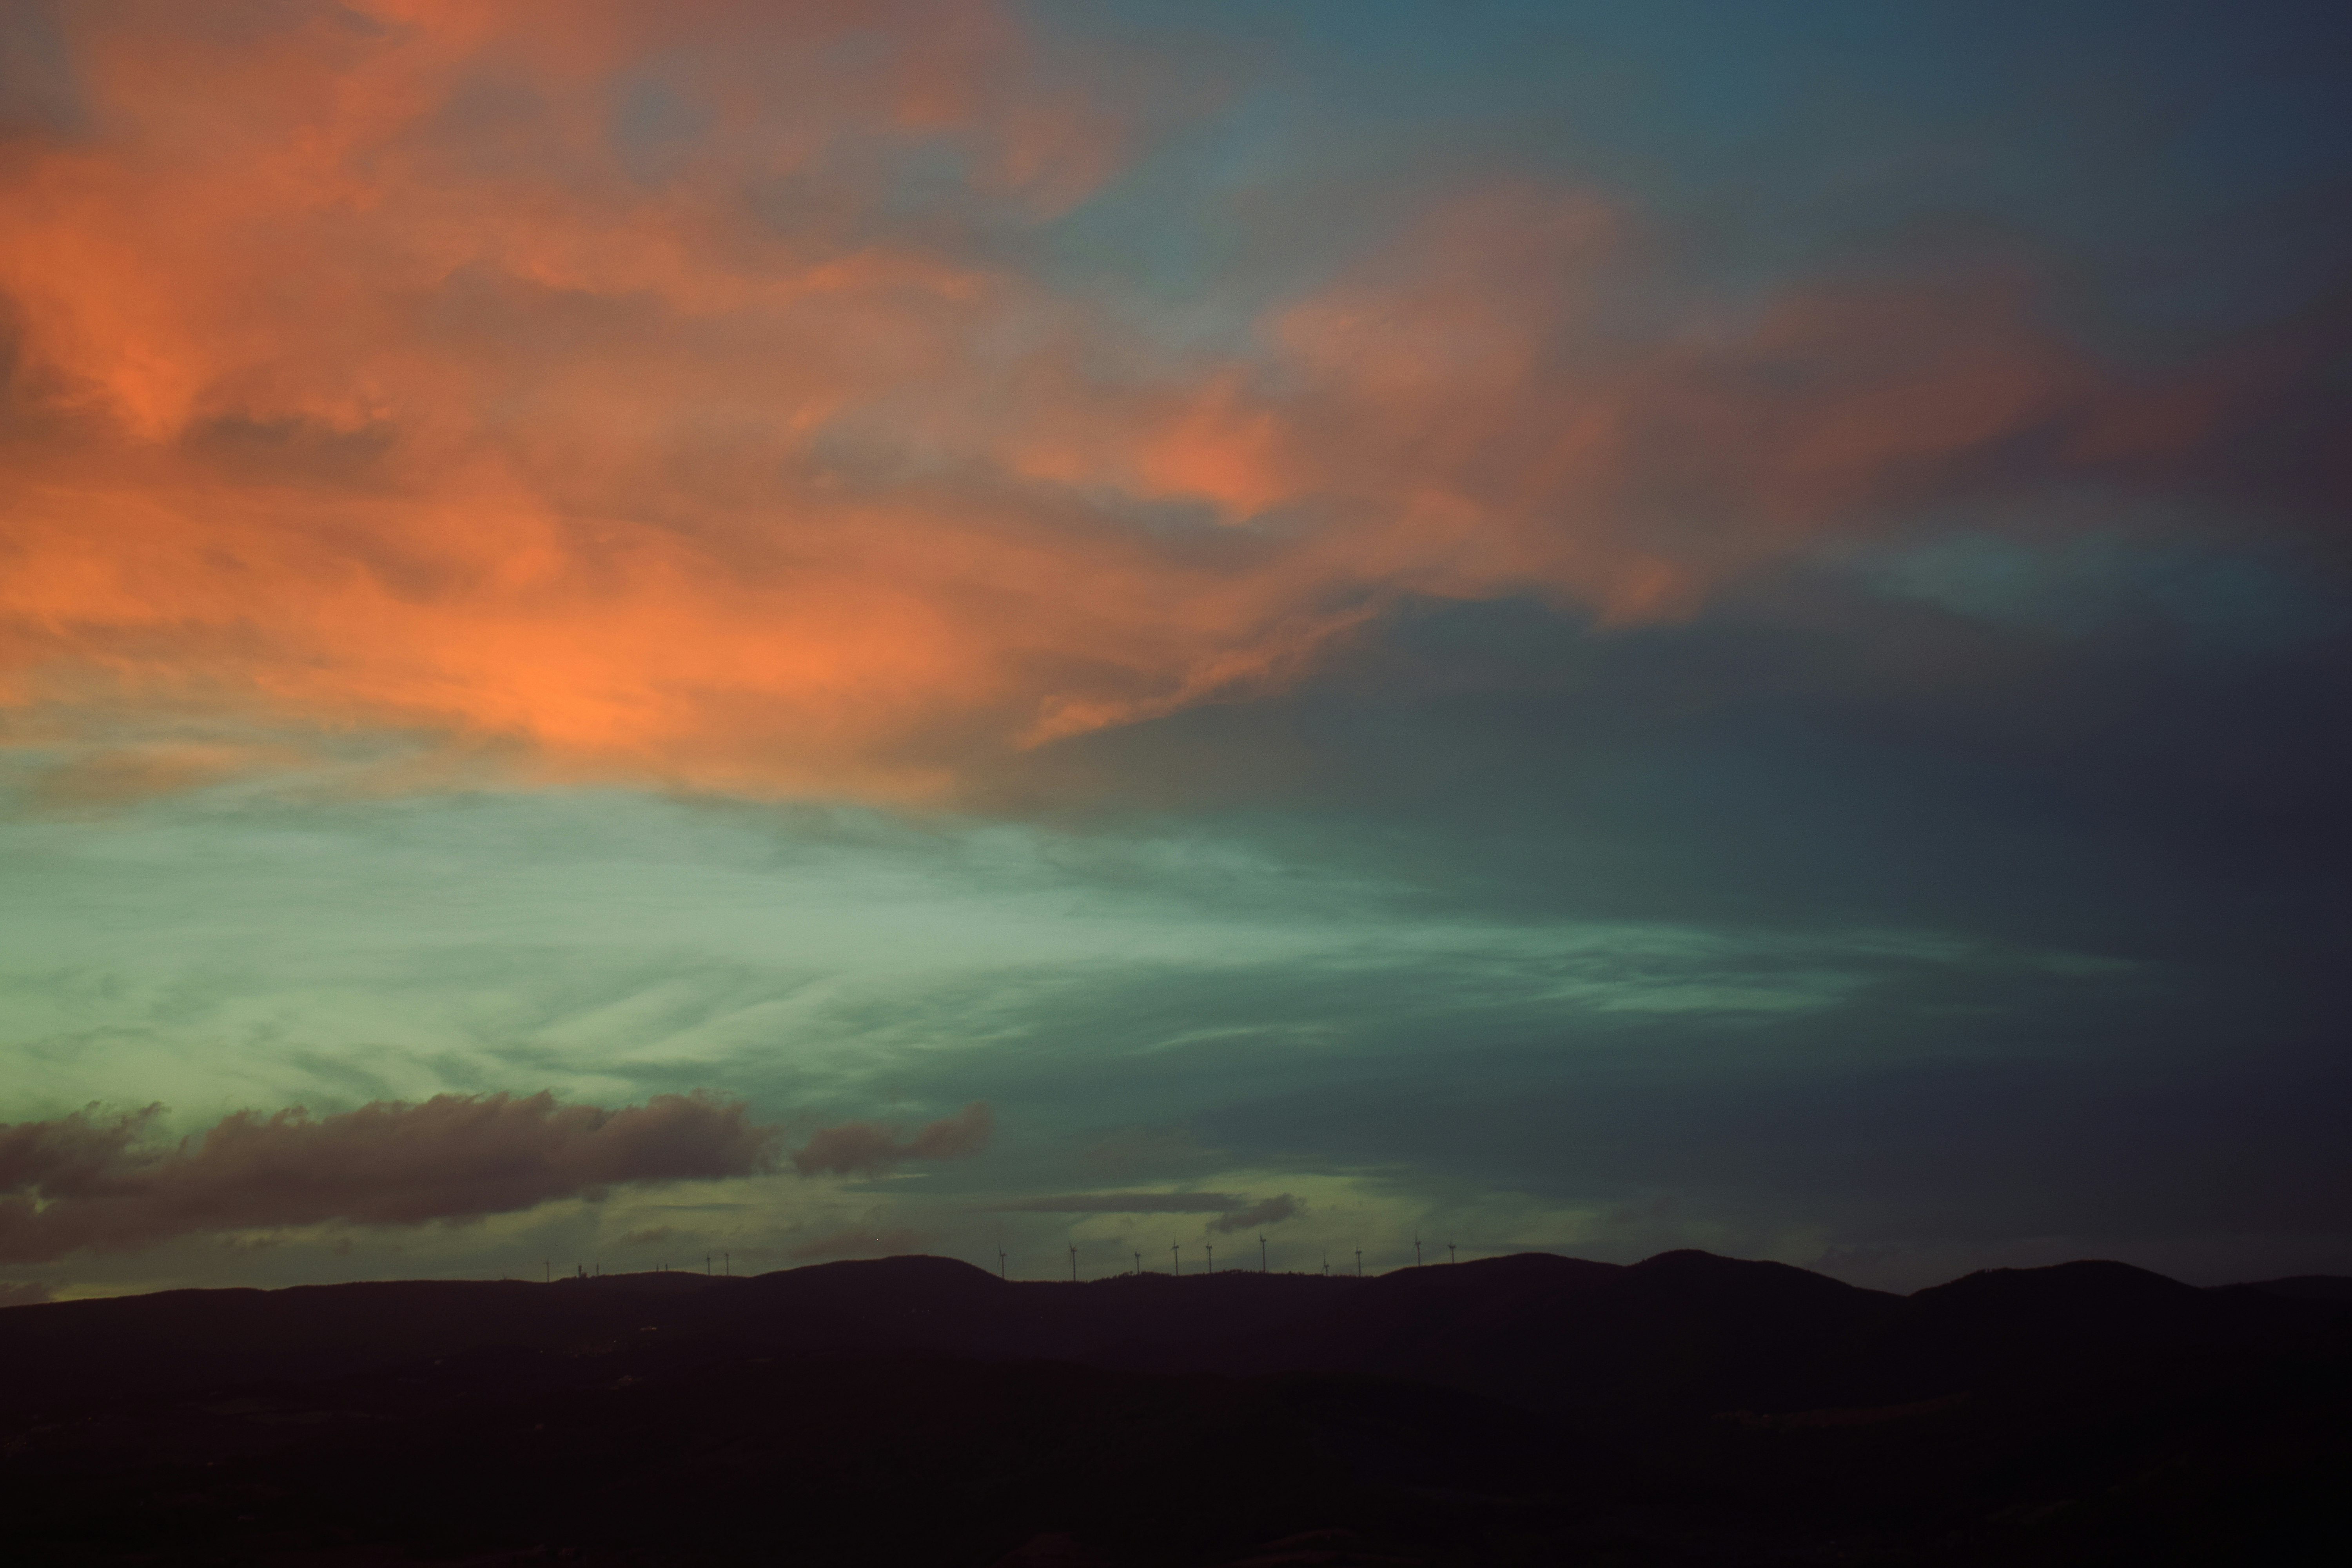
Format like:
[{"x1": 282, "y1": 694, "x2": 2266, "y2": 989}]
[
  {"x1": 991, "y1": 1190, "x2": 1299, "y2": 1234},
  {"x1": 2, "y1": 0, "x2": 2321, "y2": 801},
  {"x1": 0, "y1": 1091, "x2": 777, "y2": 1263},
  {"x1": 791, "y1": 1102, "x2": 995, "y2": 1178}
]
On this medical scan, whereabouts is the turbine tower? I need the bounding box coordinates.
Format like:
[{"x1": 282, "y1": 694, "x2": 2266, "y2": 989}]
[
  {"x1": 1259, "y1": 1234, "x2": 1268, "y2": 1273},
  {"x1": 1069, "y1": 1243, "x2": 1078, "y2": 1283},
  {"x1": 1206, "y1": 1241, "x2": 1214, "y2": 1274},
  {"x1": 1414, "y1": 1235, "x2": 1423, "y2": 1267},
  {"x1": 998, "y1": 1247, "x2": 1007, "y2": 1280},
  {"x1": 1448, "y1": 1241, "x2": 1457, "y2": 1265},
  {"x1": 1354, "y1": 1246, "x2": 1363, "y2": 1277},
  {"x1": 1171, "y1": 1241, "x2": 1179, "y2": 1277}
]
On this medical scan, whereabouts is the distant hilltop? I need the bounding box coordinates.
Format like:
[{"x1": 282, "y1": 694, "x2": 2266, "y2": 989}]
[
  {"x1": 4, "y1": 1249, "x2": 2345, "y2": 1422},
  {"x1": 3, "y1": 1250, "x2": 2347, "y2": 1566}
]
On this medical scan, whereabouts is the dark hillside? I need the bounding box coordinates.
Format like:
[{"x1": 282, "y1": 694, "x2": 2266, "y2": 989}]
[
  {"x1": 1221, "y1": 1249, "x2": 1914, "y2": 1416},
  {"x1": 2, "y1": 1252, "x2": 2347, "y2": 1564},
  {"x1": 2229, "y1": 1274, "x2": 2352, "y2": 1305},
  {"x1": 0, "y1": 1258, "x2": 1374, "y2": 1421}
]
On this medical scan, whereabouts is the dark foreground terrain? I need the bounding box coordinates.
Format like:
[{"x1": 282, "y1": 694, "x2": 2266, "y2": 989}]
[{"x1": 2, "y1": 1252, "x2": 2347, "y2": 1566}]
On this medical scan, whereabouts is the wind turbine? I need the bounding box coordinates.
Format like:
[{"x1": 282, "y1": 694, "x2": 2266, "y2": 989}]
[
  {"x1": 1259, "y1": 1234, "x2": 1267, "y2": 1273},
  {"x1": 1414, "y1": 1235, "x2": 1423, "y2": 1267},
  {"x1": 1354, "y1": 1247, "x2": 1363, "y2": 1277},
  {"x1": 998, "y1": 1247, "x2": 1007, "y2": 1280},
  {"x1": 1133, "y1": 1250, "x2": 1142, "y2": 1277},
  {"x1": 1171, "y1": 1241, "x2": 1179, "y2": 1277},
  {"x1": 1448, "y1": 1241, "x2": 1457, "y2": 1265},
  {"x1": 1206, "y1": 1241, "x2": 1214, "y2": 1274},
  {"x1": 1069, "y1": 1243, "x2": 1078, "y2": 1283}
]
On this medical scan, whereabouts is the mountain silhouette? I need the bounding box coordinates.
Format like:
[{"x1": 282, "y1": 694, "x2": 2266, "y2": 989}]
[{"x1": 1, "y1": 1252, "x2": 2345, "y2": 1565}]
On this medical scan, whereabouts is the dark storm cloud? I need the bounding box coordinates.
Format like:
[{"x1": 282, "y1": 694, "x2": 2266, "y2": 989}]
[
  {"x1": 791, "y1": 1102, "x2": 995, "y2": 1178},
  {"x1": 0, "y1": 1093, "x2": 779, "y2": 1264}
]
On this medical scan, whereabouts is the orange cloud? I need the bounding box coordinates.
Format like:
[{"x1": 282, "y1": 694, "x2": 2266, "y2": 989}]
[{"x1": 0, "y1": 5, "x2": 2133, "y2": 800}]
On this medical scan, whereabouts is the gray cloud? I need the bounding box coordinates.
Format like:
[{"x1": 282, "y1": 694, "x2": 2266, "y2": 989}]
[
  {"x1": 1210, "y1": 1195, "x2": 1300, "y2": 1234},
  {"x1": 0, "y1": 1103, "x2": 162, "y2": 1194},
  {"x1": 991, "y1": 1191, "x2": 1301, "y2": 1232},
  {"x1": 995, "y1": 1191, "x2": 1246, "y2": 1214},
  {"x1": 791, "y1": 1102, "x2": 995, "y2": 1178},
  {"x1": 0, "y1": 1092, "x2": 778, "y2": 1264}
]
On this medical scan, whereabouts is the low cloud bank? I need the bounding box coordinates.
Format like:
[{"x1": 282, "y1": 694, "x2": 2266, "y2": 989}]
[
  {"x1": 792, "y1": 1103, "x2": 995, "y2": 1177},
  {"x1": 1209, "y1": 1195, "x2": 1299, "y2": 1234},
  {"x1": 0, "y1": 1093, "x2": 778, "y2": 1264},
  {"x1": 993, "y1": 1190, "x2": 1300, "y2": 1232}
]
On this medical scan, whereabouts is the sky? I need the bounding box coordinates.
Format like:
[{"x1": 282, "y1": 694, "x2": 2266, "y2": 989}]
[{"x1": 0, "y1": 0, "x2": 2347, "y2": 1301}]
